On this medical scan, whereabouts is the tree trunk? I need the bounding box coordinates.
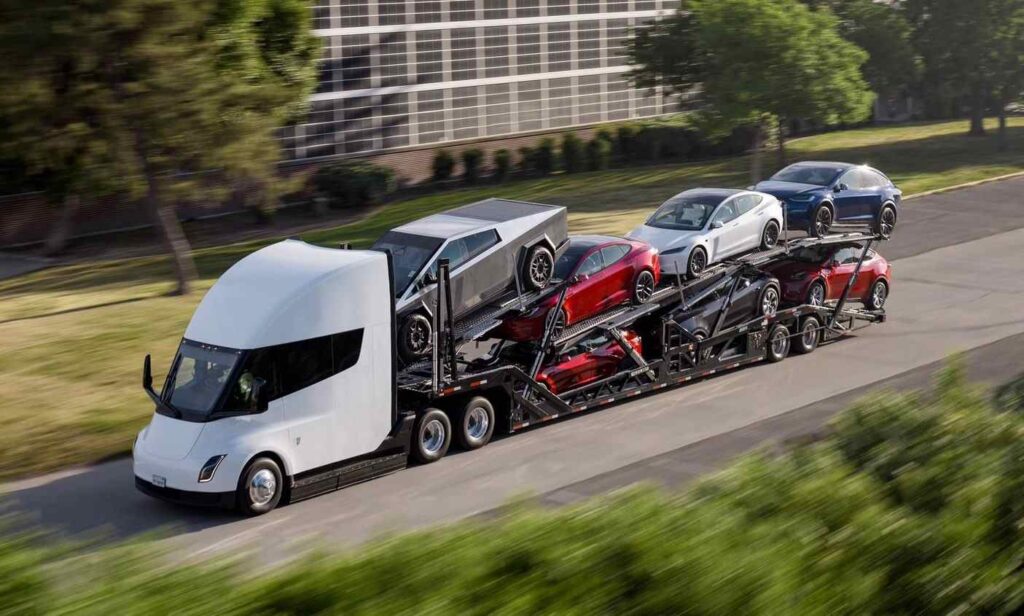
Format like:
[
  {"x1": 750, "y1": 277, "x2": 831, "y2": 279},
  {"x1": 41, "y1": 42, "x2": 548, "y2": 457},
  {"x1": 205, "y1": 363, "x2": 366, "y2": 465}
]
[
  {"x1": 143, "y1": 175, "x2": 197, "y2": 295},
  {"x1": 41, "y1": 193, "x2": 81, "y2": 256},
  {"x1": 749, "y1": 122, "x2": 765, "y2": 186},
  {"x1": 969, "y1": 91, "x2": 986, "y2": 136},
  {"x1": 998, "y1": 107, "x2": 1008, "y2": 152},
  {"x1": 776, "y1": 117, "x2": 787, "y2": 170}
]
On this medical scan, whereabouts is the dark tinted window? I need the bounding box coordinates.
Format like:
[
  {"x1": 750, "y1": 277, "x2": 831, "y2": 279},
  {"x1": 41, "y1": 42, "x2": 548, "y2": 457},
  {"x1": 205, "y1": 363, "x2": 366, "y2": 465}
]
[
  {"x1": 771, "y1": 164, "x2": 846, "y2": 186},
  {"x1": 600, "y1": 245, "x2": 630, "y2": 266},
  {"x1": 371, "y1": 231, "x2": 444, "y2": 297},
  {"x1": 577, "y1": 250, "x2": 604, "y2": 276},
  {"x1": 463, "y1": 230, "x2": 500, "y2": 260},
  {"x1": 710, "y1": 201, "x2": 740, "y2": 225},
  {"x1": 553, "y1": 243, "x2": 591, "y2": 280}
]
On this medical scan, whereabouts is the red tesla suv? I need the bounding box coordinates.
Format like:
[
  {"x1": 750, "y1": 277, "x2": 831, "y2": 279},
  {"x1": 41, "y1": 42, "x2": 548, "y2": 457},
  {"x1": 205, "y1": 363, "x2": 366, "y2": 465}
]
[
  {"x1": 764, "y1": 243, "x2": 892, "y2": 310},
  {"x1": 494, "y1": 235, "x2": 660, "y2": 341},
  {"x1": 536, "y1": 330, "x2": 642, "y2": 394}
]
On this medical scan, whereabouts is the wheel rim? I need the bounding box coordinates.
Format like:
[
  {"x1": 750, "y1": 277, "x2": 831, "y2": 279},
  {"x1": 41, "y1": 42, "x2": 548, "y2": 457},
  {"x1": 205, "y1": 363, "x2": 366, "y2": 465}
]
[
  {"x1": 763, "y1": 223, "x2": 779, "y2": 248},
  {"x1": 690, "y1": 249, "x2": 706, "y2": 276},
  {"x1": 762, "y1": 287, "x2": 779, "y2": 316},
  {"x1": 408, "y1": 319, "x2": 430, "y2": 353},
  {"x1": 635, "y1": 271, "x2": 655, "y2": 303},
  {"x1": 249, "y1": 469, "x2": 277, "y2": 506},
  {"x1": 548, "y1": 309, "x2": 566, "y2": 337},
  {"x1": 880, "y1": 208, "x2": 896, "y2": 237},
  {"x1": 529, "y1": 251, "x2": 552, "y2": 287},
  {"x1": 422, "y1": 419, "x2": 446, "y2": 454},
  {"x1": 809, "y1": 284, "x2": 825, "y2": 306},
  {"x1": 466, "y1": 406, "x2": 490, "y2": 440},
  {"x1": 872, "y1": 282, "x2": 887, "y2": 308},
  {"x1": 815, "y1": 207, "x2": 832, "y2": 236},
  {"x1": 772, "y1": 331, "x2": 788, "y2": 356},
  {"x1": 802, "y1": 322, "x2": 818, "y2": 348}
]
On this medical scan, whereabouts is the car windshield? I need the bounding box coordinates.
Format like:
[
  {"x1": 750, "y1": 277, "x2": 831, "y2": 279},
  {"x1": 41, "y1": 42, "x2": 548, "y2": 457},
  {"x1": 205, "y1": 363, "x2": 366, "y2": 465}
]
[
  {"x1": 163, "y1": 341, "x2": 241, "y2": 415},
  {"x1": 553, "y1": 242, "x2": 593, "y2": 281},
  {"x1": 770, "y1": 165, "x2": 845, "y2": 187},
  {"x1": 646, "y1": 195, "x2": 723, "y2": 230},
  {"x1": 789, "y1": 246, "x2": 835, "y2": 263},
  {"x1": 371, "y1": 231, "x2": 444, "y2": 297}
]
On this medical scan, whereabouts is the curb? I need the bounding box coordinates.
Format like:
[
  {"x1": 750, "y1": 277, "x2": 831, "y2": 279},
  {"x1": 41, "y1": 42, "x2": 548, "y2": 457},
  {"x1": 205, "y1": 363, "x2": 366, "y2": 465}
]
[{"x1": 904, "y1": 170, "x2": 1024, "y2": 201}]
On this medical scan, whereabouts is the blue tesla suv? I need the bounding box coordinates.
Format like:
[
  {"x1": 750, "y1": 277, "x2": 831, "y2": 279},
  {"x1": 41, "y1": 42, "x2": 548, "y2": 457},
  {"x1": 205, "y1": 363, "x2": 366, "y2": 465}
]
[{"x1": 754, "y1": 161, "x2": 901, "y2": 238}]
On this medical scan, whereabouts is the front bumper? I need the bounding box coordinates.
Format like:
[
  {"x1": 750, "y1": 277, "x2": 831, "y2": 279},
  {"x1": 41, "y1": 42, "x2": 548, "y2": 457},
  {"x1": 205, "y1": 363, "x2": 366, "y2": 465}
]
[
  {"x1": 783, "y1": 202, "x2": 813, "y2": 228},
  {"x1": 135, "y1": 476, "x2": 236, "y2": 508}
]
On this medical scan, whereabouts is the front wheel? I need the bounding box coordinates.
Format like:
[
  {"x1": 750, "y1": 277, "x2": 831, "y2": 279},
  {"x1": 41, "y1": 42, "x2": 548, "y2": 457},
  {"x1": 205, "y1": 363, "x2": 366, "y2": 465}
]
[
  {"x1": 687, "y1": 247, "x2": 708, "y2": 278},
  {"x1": 237, "y1": 457, "x2": 284, "y2": 516},
  {"x1": 632, "y1": 270, "x2": 656, "y2": 304},
  {"x1": 760, "y1": 220, "x2": 781, "y2": 250},
  {"x1": 523, "y1": 245, "x2": 554, "y2": 291},
  {"x1": 399, "y1": 313, "x2": 432, "y2": 361},
  {"x1": 411, "y1": 408, "x2": 452, "y2": 464}
]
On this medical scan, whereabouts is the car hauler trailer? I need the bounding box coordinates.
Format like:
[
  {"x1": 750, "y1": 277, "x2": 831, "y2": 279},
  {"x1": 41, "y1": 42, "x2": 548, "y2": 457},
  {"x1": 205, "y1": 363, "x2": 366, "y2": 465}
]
[{"x1": 134, "y1": 229, "x2": 886, "y2": 515}]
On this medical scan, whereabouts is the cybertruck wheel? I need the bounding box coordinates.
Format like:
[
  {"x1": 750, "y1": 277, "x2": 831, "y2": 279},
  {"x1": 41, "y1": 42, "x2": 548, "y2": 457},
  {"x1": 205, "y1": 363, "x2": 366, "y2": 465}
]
[
  {"x1": 399, "y1": 313, "x2": 432, "y2": 361},
  {"x1": 793, "y1": 317, "x2": 820, "y2": 354},
  {"x1": 454, "y1": 396, "x2": 495, "y2": 451},
  {"x1": 866, "y1": 279, "x2": 888, "y2": 310},
  {"x1": 523, "y1": 245, "x2": 554, "y2": 291},
  {"x1": 876, "y1": 204, "x2": 897, "y2": 238},
  {"x1": 411, "y1": 408, "x2": 452, "y2": 464},
  {"x1": 810, "y1": 204, "x2": 833, "y2": 238},
  {"x1": 238, "y1": 457, "x2": 283, "y2": 516},
  {"x1": 687, "y1": 247, "x2": 708, "y2": 278},
  {"x1": 632, "y1": 270, "x2": 656, "y2": 304},
  {"x1": 760, "y1": 220, "x2": 781, "y2": 250},
  {"x1": 766, "y1": 324, "x2": 791, "y2": 363}
]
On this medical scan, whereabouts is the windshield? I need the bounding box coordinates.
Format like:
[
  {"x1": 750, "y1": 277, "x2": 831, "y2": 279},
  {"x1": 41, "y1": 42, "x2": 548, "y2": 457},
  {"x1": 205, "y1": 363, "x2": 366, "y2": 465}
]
[
  {"x1": 164, "y1": 341, "x2": 241, "y2": 415},
  {"x1": 770, "y1": 164, "x2": 845, "y2": 187},
  {"x1": 371, "y1": 231, "x2": 444, "y2": 297},
  {"x1": 553, "y1": 243, "x2": 592, "y2": 281},
  {"x1": 788, "y1": 246, "x2": 835, "y2": 263},
  {"x1": 646, "y1": 195, "x2": 723, "y2": 231}
]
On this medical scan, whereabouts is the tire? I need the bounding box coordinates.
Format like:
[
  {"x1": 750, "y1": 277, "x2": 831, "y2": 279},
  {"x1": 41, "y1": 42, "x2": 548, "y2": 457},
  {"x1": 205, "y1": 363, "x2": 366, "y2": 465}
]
[
  {"x1": 758, "y1": 282, "x2": 781, "y2": 318},
  {"x1": 399, "y1": 313, "x2": 432, "y2": 361},
  {"x1": 766, "y1": 324, "x2": 791, "y2": 363},
  {"x1": 522, "y1": 245, "x2": 554, "y2": 291},
  {"x1": 690, "y1": 331, "x2": 713, "y2": 363},
  {"x1": 866, "y1": 279, "x2": 888, "y2": 310},
  {"x1": 687, "y1": 247, "x2": 708, "y2": 278},
  {"x1": 546, "y1": 307, "x2": 567, "y2": 339},
  {"x1": 237, "y1": 457, "x2": 283, "y2": 516},
  {"x1": 454, "y1": 396, "x2": 496, "y2": 450},
  {"x1": 876, "y1": 204, "x2": 897, "y2": 238},
  {"x1": 809, "y1": 204, "x2": 833, "y2": 238},
  {"x1": 792, "y1": 317, "x2": 820, "y2": 354},
  {"x1": 806, "y1": 280, "x2": 826, "y2": 306},
  {"x1": 411, "y1": 408, "x2": 452, "y2": 464},
  {"x1": 632, "y1": 269, "x2": 656, "y2": 304},
  {"x1": 760, "y1": 220, "x2": 781, "y2": 250}
]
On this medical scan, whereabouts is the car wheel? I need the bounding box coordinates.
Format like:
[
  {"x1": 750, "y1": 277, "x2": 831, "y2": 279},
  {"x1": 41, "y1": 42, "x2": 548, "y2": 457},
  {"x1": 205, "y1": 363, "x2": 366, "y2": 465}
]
[
  {"x1": 690, "y1": 331, "x2": 713, "y2": 363},
  {"x1": 454, "y1": 396, "x2": 496, "y2": 450},
  {"x1": 792, "y1": 316, "x2": 820, "y2": 354},
  {"x1": 632, "y1": 270, "x2": 656, "y2": 304},
  {"x1": 866, "y1": 279, "x2": 888, "y2": 310},
  {"x1": 545, "y1": 307, "x2": 567, "y2": 339},
  {"x1": 687, "y1": 247, "x2": 708, "y2": 278},
  {"x1": 810, "y1": 204, "x2": 833, "y2": 238},
  {"x1": 759, "y1": 283, "x2": 781, "y2": 317},
  {"x1": 411, "y1": 408, "x2": 452, "y2": 464},
  {"x1": 399, "y1": 313, "x2": 432, "y2": 361},
  {"x1": 760, "y1": 220, "x2": 781, "y2": 250},
  {"x1": 523, "y1": 245, "x2": 554, "y2": 291},
  {"x1": 766, "y1": 324, "x2": 791, "y2": 363},
  {"x1": 876, "y1": 204, "x2": 897, "y2": 238},
  {"x1": 238, "y1": 457, "x2": 283, "y2": 516},
  {"x1": 807, "y1": 280, "x2": 826, "y2": 306}
]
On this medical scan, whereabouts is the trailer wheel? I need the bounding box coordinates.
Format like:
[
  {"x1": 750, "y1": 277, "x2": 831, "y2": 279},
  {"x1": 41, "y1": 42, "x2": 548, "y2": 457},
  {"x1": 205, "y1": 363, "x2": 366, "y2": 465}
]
[
  {"x1": 766, "y1": 324, "x2": 791, "y2": 363},
  {"x1": 523, "y1": 245, "x2": 554, "y2": 291},
  {"x1": 793, "y1": 317, "x2": 820, "y2": 355},
  {"x1": 454, "y1": 396, "x2": 496, "y2": 450},
  {"x1": 237, "y1": 457, "x2": 283, "y2": 516},
  {"x1": 411, "y1": 408, "x2": 452, "y2": 464},
  {"x1": 399, "y1": 313, "x2": 432, "y2": 361}
]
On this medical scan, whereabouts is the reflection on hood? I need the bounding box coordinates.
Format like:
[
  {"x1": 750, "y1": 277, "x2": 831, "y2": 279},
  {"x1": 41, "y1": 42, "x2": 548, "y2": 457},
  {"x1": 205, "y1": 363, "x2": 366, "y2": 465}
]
[
  {"x1": 626, "y1": 225, "x2": 703, "y2": 252},
  {"x1": 754, "y1": 180, "x2": 825, "y2": 199}
]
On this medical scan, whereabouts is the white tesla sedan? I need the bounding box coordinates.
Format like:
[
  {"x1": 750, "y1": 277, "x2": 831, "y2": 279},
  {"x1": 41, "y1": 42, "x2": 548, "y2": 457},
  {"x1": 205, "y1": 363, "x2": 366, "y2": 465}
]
[{"x1": 627, "y1": 188, "x2": 784, "y2": 278}]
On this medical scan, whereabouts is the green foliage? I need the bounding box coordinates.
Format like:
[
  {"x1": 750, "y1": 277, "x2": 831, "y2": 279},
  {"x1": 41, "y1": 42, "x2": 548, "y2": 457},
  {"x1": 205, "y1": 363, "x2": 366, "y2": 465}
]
[
  {"x1": 460, "y1": 148, "x2": 484, "y2": 184},
  {"x1": 561, "y1": 133, "x2": 584, "y2": 173},
  {"x1": 431, "y1": 149, "x2": 455, "y2": 182},
  {"x1": 594, "y1": 127, "x2": 615, "y2": 145},
  {"x1": 615, "y1": 124, "x2": 638, "y2": 160},
  {"x1": 313, "y1": 161, "x2": 396, "y2": 209},
  {"x1": 585, "y1": 138, "x2": 612, "y2": 171},
  {"x1": 492, "y1": 148, "x2": 512, "y2": 182},
  {"x1": 516, "y1": 146, "x2": 535, "y2": 172},
  {"x1": 534, "y1": 138, "x2": 556, "y2": 176},
  {"x1": 994, "y1": 373, "x2": 1024, "y2": 413}
]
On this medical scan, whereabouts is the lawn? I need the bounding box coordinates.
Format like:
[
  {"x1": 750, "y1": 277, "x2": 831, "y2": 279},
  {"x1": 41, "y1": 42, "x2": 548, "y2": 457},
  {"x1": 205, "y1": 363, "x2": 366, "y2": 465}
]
[{"x1": 1, "y1": 117, "x2": 1022, "y2": 481}]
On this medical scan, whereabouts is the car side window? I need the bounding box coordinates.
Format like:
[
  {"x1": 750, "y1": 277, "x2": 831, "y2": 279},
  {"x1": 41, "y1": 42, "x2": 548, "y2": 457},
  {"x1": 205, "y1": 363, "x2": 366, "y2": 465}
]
[
  {"x1": 837, "y1": 170, "x2": 860, "y2": 190},
  {"x1": 577, "y1": 250, "x2": 604, "y2": 276},
  {"x1": 429, "y1": 238, "x2": 470, "y2": 276},
  {"x1": 462, "y1": 230, "x2": 500, "y2": 261},
  {"x1": 862, "y1": 169, "x2": 886, "y2": 188},
  {"x1": 710, "y1": 201, "x2": 740, "y2": 225},
  {"x1": 600, "y1": 245, "x2": 630, "y2": 267},
  {"x1": 841, "y1": 247, "x2": 863, "y2": 264},
  {"x1": 735, "y1": 194, "x2": 761, "y2": 215}
]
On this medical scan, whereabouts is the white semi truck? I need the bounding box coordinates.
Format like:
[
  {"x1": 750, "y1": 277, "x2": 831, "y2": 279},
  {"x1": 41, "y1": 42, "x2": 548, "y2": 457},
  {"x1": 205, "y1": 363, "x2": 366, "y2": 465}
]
[{"x1": 134, "y1": 224, "x2": 885, "y2": 515}]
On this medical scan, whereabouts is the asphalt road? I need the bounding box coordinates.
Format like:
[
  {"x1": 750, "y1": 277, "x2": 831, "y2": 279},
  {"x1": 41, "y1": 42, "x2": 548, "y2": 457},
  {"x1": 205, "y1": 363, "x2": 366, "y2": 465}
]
[{"x1": 4, "y1": 175, "x2": 1024, "y2": 564}]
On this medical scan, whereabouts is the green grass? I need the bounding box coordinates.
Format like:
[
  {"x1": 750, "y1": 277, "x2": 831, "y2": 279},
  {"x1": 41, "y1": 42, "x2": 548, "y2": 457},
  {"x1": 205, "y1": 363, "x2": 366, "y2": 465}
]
[{"x1": 1, "y1": 117, "x2": 1023, "y2": 481}]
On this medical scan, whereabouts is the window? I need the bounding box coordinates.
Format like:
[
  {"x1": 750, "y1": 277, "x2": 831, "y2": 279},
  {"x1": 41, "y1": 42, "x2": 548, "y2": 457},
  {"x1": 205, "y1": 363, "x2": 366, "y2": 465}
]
[
  {"x1": 838, "y1": 169, "x2": 864, "y2": 190},
  {"x1": 463, "y1": 230, "x2": 500, "y2": 260},
  {"x1": 371, "y1": 231, "x2": 443, "y2": 296},
  {"x1": 860, "y1": 169, "x2": 887, "y2": 189},
  {"x1": 710, "y1": 201, "x2": 740, "y2": 225},
  {"x1": 839, "y1": 246, "x2": 864, "y2": 265},
  {"x1": 434, "y1": 238, "x2": 471, "y2": 272},
  {"x1": 735, "y1": 194, "x2": 762, "y2": 215},
  {"x1": 577, "y1": 250, "x2": 605, "y2": 276},
  {"x1": 600, "y1": 245, "x2": 630, "y2": 267}
]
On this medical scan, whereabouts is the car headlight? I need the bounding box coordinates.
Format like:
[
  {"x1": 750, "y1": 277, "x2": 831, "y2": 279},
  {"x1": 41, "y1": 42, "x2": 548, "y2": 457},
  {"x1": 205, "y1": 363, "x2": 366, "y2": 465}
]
[
  {"x1": 787, "y1": 195, "x2": 816, "y2": 203},
  {"x1": 790, "y1": 271, "x2": 809, "y2": 280},
  {"x1": 198, "y1": 455, "x2": 227, "y2": 483},
  {"x1": 661, "y1": 246, "x2": 691, "y2": 256}
]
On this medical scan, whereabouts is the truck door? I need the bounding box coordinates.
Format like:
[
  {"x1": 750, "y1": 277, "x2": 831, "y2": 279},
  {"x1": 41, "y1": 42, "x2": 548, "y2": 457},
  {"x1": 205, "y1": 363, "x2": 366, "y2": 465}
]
[{"x1": 457, "y1": 230, "x2": 505, "y2": 310}]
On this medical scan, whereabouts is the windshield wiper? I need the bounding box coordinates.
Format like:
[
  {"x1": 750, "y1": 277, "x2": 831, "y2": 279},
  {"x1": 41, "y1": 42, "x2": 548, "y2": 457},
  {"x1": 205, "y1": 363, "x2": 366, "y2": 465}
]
[{"x1": 142, "y1": 355, "x2": 183, "y2": 419}]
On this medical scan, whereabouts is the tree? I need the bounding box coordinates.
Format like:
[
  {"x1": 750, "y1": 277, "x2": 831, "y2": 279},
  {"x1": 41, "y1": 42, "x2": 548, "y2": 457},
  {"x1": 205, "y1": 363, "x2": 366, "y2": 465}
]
[
  {"x1": 0, "y1": 0, "x2": 318, "y2": 293},
  {"x1": 629, "y1": 0, "x2": 874, "y2": 182}
]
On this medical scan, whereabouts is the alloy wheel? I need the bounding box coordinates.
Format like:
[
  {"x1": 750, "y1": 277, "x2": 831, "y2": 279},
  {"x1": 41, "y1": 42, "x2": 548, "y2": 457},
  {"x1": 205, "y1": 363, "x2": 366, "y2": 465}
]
[
  {"x1": 529, "y1": 251, "x2": 553, "y2": 288},
  {"x1": 814, "y1": 207, "x2": 833, "y2": 237},
  {"x1": 635, "y1": 271, "x2": 655, "y2": 303},
  {"x1": 762, "y1": 286, "x2": 780, "y2": 316}
]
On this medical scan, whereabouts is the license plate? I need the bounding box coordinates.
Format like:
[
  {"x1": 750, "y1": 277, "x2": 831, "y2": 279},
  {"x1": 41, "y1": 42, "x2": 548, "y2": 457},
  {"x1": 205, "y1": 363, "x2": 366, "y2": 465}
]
[{"x1": 152, "y1": 475, "x2": 166, "y2": 488}]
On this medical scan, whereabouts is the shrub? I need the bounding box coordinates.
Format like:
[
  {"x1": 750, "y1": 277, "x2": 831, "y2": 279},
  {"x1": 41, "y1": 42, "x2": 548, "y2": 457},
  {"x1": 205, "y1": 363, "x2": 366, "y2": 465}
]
[
  {"x1": 561, "y1": 133, "x2": 584, "y2": 173},
  {"x1": 616, "y1": 123, "x2": 638, "y2": 161},
  {"x1": 595, "y1": 127, "x2": 615, "y2": 145},
  {"x1": 534, "y1": 138, "x2": 555, "y2": 176},
  {"x1": 312, "y1": 161, "x2": 396, "y2": 209},
  {"x1": 461, "y1": 148, "x2": 484, "y2": 184},
  {"x1": 492, "y1": 148, "x2": 512, "y2": 181},
  {"x1": 431, "y1": 149, "x2": 455, "y2": 182},
  {"x1": 634, "y1": 126, "x2": 663, "y2": 161},
  {"x1": 517, "y1": 146, "x2": 535, "y2": 172},
  {"x1": 585, "y1": 137, "x2": 612, "y2": 171}
]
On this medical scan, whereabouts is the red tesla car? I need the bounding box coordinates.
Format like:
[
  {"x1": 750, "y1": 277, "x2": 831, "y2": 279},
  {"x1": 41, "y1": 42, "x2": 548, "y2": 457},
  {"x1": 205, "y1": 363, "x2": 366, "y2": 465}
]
[
  {"x1": 764, "y1": 243, "x2": 892, "y2": 310},
  {"x1": 494, "y1": 235, "x2": 660, "y2": 341},
  {"x1": 536, "y1": 330, "x2": 642, "y2": 394}
]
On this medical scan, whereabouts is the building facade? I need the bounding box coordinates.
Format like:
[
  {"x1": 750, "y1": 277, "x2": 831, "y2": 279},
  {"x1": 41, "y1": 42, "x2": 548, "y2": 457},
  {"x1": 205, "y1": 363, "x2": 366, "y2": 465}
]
[{"x1": 279, "y1": 0, "x2": 678, "y2": 162}]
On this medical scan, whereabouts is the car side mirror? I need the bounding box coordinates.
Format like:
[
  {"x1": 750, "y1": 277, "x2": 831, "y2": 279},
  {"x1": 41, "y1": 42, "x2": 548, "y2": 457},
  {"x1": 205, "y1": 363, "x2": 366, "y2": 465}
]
[
  {"x1": 558, "y1": 353, "x2": 571, "y2": 363},
  {"x1": 835, "y1": 183, "x2": 848, "y2": 192},
  {"x1": 422, "y1": 271, "x2": 438, "y2": 286},
  {"x1": 572, "y1": 273, "x2": 589, "y2": 284},
  {"x1": 251, "y1": 377, "x2": 268, "y2": 411},
  {"x1": 143, "y1": 354, "x2": 153, "y2": 390},
  {"x1": 710, "y1": 220, "x2": 724, "y2": 230}
]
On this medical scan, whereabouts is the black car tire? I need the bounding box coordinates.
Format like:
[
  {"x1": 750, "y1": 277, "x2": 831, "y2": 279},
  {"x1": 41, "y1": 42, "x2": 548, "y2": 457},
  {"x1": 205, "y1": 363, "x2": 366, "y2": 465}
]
[
  {"x1": 760, "y1": 220, "x2": 781, "y2": 250},
  {"x1": 545, "y1": 307, "x2": 567, "y2": 339},
  {"x1": 454, "y1": 396, "x2": 496, "y2": 450},
  {"x1": 399, "y1": 313, "x2": 432, "y2": 361},
  {"x1": 523, "y1": 245, "x2": 555, "y2": 291},
  {"x1": 411, "y1": 408, "x2": 452, "y2": 464},
  {"x1": 758, "y1": 282, "x2": 781, "y2": 318},
  {"x1": 237, "y1": 457, "x2": 284, "y2": 516},
  {"x1": 806, "y1": 280, "x2": 826, "y2": 306},
  {"x1": 687, "y1": 247, "x2": 708, "y2": 278},
  {"x1": 876, "y1": 204, "x2": 897, "y2": 238},
  {"x1": 793, "y1": 317, "x2": 820, "y2": 354},
  {"x1": 810, "y1": 204, "x2": 834, "y2": 238},
  {"x1": 866, "y1": 279, "x2": 888, "y2": 311},
  {"x1": 632, "y1": 269, "x2": 656, "y2": 304},
  {"x1": 766, "y1": 324, "x2": 791, "y2": 363}
]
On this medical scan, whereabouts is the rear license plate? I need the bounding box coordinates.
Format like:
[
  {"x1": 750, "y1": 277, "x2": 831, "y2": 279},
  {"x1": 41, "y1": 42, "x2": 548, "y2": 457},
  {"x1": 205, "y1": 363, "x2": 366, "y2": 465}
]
[{"x1": 152, "y1": 475, "x2": 166, "y2": 488}]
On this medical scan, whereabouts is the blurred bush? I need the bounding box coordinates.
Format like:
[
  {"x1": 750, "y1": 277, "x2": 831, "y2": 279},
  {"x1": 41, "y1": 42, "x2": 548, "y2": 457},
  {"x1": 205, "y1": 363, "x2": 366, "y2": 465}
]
[
  {"x1": 534, "y1": 138, "x2": 555, "y2": 176},
  {"x1": 312, "y1": 161, "x2": 396, "y2": 209},
  {"x1": 460, "y1": 148, "x2": 483, "y2": 184},
  {"x1": 492, "y1": 148, "x2": 512, "y2": 182},
  {"x1": 586, "y1": 138, "x2": 612, "y2": 171},
  {"x1": 431, "y1": 149, "x2": 455, "y2": 182},
  {"x1": 516, "y1": 146, "x2": 535, "y2": 173},
  {"x1": 561, "y1": 133, "x2": 584, "y2": 173}
]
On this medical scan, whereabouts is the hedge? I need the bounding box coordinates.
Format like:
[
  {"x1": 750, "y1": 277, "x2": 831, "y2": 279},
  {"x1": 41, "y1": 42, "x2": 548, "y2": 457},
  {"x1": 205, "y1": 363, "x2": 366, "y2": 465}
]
[
  {"x1": 7, "y1": 364, "x2": 1024, "y2": 614},
  {"x1": 312, "y1": 161, "x2": 396, "y2": 209}
]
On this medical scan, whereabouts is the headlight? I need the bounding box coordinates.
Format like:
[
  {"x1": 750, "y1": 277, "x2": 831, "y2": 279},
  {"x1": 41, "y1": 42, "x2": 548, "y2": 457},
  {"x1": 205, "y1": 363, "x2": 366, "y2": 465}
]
[
  {"x1": 661, "y1": 246, "x2": 691, "y2": 255},
  {"x1": 198, "y1": 455, "x2": 227, "y2": 483},
  {"x1": 790, "y1": 271, "x2": 809, "y2": 280},
  {"x1": 787, "y1": 195, "x2": 816, "y2": 203}
]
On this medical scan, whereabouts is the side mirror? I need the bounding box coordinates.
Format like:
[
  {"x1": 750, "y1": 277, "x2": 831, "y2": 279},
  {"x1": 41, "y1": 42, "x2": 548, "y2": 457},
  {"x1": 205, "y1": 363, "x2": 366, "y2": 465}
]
[
  {"x1": 251, "y1": 377, "x2": 269, "y2": 411},
  {"x1": 572, "y1": 273, "x2": 590, "y2": 284},
  {"x1": 423, "y1": 271, "x2": 438, "y2": 285},
  {"x1": 835, "y1": 183, "x2": 848, "y2": 192},
  {"x1": 710, "y1": 220, "x2": 724, "y2": 230},
  {"x1": 143, "y1": 354, "x2": 153, "y2": 390}
]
